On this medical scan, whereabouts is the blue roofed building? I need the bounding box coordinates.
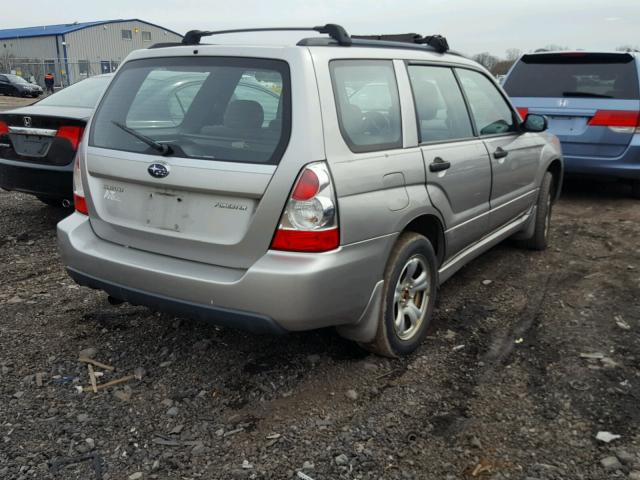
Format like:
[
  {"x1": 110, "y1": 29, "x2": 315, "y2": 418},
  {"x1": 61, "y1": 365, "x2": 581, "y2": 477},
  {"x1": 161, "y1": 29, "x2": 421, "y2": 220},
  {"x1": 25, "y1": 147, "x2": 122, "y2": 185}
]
[{"x1": 0, "y1": 19, "x2": 182, "y2": 86}]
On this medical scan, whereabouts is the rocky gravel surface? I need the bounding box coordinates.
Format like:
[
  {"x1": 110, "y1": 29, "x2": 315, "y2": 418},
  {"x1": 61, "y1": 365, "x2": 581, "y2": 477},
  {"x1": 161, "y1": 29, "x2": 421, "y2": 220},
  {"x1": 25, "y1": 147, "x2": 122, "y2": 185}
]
[{"x1": 0, "y1": 179, "x2": 639, "y2": 480}]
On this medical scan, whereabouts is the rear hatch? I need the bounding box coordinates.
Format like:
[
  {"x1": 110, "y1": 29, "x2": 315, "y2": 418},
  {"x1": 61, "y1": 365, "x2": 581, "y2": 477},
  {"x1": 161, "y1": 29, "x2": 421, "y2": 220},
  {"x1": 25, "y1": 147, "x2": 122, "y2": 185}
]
[
  {"x1": 0, "y1": 106, "x2": 88, "y2": 166},
  {"x1": 85, "y1": 55, "x2": 292, "y2": 269},
  {"x1": 503, "y1": 52, "x2": 640, "y2": 158}
]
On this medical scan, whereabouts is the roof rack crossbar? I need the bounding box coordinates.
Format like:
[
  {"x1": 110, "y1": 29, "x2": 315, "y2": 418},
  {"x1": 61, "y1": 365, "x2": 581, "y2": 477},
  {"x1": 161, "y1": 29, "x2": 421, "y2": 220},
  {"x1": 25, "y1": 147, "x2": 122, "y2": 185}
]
[
  {"x1": 182, "y1": 23, "x2": 351, "y2": 46},
  {"x1": 351, "y1": 33, "x2": 449, "y2": 53}
]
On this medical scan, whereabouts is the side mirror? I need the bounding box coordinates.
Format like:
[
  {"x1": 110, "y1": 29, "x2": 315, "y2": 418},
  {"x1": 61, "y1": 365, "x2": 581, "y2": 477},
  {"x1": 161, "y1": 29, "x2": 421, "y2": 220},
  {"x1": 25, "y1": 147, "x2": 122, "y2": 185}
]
[{"x1": 523, "y1": 113, "x2": 548, "y2": 132}]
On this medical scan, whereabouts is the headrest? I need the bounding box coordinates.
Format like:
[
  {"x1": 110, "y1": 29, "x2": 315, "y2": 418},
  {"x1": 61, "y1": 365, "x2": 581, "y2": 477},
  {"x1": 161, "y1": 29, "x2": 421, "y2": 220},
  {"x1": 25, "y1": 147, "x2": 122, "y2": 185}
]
[
  {"x1": 224, "y1": 100, "x2": 264, "y2": 129},
  {"x1": 341, "y1": 103, "x2": 365, "y2": 135},
  {"x1": 413, "y1": 81, "x2": 440, "y2": 121}
]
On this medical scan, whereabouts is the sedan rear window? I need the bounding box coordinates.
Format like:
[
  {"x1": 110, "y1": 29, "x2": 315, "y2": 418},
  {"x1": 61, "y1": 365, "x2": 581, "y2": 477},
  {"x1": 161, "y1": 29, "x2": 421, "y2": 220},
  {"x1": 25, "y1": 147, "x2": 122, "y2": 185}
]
[
  {"x1": 504, "y1": 53, "x2": 639, "y2": 99},
  {"x1": 90, "y1": 57, "x2": 291, "y2": 164},
  {"x1": 38, "y1": 76, "x2": 111, "y2": 108}
]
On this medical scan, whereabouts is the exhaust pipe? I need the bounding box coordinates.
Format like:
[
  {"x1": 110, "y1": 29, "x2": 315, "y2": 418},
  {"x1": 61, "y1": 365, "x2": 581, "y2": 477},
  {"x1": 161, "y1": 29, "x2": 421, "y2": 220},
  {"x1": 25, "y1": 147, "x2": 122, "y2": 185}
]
[
  {"x1": 107, "y1": 295, "x2": 124, "y2": 306},
  {"x1": 62, "y1": 199, "x2": 71, "y2": 208}
]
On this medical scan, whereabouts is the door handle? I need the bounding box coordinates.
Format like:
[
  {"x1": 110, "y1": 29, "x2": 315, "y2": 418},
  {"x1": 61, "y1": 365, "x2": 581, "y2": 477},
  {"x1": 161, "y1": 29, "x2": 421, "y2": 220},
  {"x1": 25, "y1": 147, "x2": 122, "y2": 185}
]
[
  {"x1": 493, "y1": 147, "x2": 509, "y2": 159},
  {"x1": 429, "y1": 157, "x2": 451, "y2": 172}
]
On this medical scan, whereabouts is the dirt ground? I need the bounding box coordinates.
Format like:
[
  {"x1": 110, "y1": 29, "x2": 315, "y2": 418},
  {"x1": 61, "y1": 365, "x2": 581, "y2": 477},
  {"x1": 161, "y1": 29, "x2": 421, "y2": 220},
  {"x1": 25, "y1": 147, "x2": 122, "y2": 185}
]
[{"x1": 1, "y1": 97, "x2": 639, "y2": 479}]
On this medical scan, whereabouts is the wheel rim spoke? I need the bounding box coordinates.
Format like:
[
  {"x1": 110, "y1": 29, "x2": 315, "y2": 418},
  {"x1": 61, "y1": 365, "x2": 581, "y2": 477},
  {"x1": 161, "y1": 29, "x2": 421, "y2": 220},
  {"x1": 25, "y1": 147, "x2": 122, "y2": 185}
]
[{"x1": 409, "y1": 271, "x2": 428, "y2": 294}]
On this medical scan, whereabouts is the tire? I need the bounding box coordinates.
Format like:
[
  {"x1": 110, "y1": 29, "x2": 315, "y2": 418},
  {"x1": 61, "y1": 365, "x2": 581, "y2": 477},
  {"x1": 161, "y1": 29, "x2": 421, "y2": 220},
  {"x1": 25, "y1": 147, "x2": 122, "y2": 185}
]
[
  {"x1": 360, "y1": 232, "x2": 438, "y2": 358},
  {"x1": 37, "y1": 196, "x2": 66, "y2": 208},
  {"x1": 520, "y1": 171, "x2": 554, "y2": 250},
  {"x1": 631, "y1": 180, "x2": 640, "y2": 199}
]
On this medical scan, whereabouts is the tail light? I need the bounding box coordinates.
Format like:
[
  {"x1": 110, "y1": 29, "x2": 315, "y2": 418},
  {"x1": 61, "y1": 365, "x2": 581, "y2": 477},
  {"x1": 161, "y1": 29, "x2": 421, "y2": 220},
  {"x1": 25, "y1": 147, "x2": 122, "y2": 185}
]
[
  {"x1": 516, "y1": 107, "x2": 529, "y2": 121},
  {"x1": 588, "y1": 110, "x2": 640, "y2": 133},
  {"x1": 0, "y1": 121, "x2": 8, "y2": 136},
  {"x1": 270, "y1": 162, "x2": 339, "y2": 253},
  {"x1": 56, "y1": 126, "x2": 84, "y2": 150},
  {"x1": 73, "y1": 153, "x2": 88, "y2": 215}
]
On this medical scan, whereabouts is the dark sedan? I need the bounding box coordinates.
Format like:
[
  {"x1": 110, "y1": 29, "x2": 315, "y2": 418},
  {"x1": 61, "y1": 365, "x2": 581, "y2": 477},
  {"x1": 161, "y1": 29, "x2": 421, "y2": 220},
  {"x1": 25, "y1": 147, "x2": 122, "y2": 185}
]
[
  {"x1": 0, "y1": 74, "x2": 43, "y2": 98},
  {"x1": 0, "y1": 74, "x2": 112, "y2": 206}
]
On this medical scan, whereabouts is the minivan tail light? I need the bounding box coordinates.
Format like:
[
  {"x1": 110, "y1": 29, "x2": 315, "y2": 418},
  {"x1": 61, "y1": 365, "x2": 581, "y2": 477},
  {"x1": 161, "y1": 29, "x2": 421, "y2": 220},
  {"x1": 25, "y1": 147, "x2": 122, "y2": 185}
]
[
  {"x1": 0, "y1": 121, "x2": 8, "y2": 135},
  {"x1": 588, "y1": 110, "x2": 640, "y2": 133},
  {"x1": 56, "y1": 126, "x2": 84, "y2": 150},
  {"x1": 73, "y1": 153, "x2": 88, "y2": 215},
  {"x1": 270, "y1": 162, "x2": 339, "y2": 253},
  {"x1": 516, "y1": 107, "x2": 529, "y2": 121}
]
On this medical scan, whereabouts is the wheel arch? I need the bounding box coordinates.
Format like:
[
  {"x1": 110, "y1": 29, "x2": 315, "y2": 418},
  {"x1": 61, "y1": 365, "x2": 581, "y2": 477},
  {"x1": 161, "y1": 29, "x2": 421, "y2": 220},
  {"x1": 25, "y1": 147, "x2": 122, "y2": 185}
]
[
  {"x1": 402, "y1": 214, "x2": 446, "y2": 267},
  {"x1": 546, "y1": 158, "x2": 563, "y2": 201}
]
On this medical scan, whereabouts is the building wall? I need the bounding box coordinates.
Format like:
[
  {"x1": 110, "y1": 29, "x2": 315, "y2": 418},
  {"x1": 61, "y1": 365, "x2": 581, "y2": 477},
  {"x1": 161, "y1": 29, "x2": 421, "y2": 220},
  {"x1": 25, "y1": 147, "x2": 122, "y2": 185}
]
[
  {"x1": 1, "y1": 20, "x2": 182, "y2": 85},
  {"x1": 0, "y1": 35, "x2": 58, "y2": 60},
  {"x1": 66, "y1": 20, "x2": 181, "y2": 66}
]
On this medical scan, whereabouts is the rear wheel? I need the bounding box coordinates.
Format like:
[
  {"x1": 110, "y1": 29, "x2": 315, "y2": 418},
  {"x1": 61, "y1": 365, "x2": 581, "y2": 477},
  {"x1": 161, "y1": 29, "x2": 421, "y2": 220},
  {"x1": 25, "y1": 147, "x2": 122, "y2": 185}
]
[
  {"x1": 520, "y1": 171, "x2": 554, "y2": 251},
  {"x1": 360, "y1": 232, "x2": 438, "y2": 358},
  {"x1": 631, "y1": 180, "x2": 640, "y2": 199}
]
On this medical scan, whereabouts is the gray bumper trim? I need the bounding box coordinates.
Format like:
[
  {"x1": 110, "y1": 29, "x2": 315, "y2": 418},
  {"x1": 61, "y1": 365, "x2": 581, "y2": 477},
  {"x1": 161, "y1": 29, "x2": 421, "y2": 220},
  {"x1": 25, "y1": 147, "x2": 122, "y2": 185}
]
[{"x1": 67, "y1": 268, "x2": 288, "y2": 336}]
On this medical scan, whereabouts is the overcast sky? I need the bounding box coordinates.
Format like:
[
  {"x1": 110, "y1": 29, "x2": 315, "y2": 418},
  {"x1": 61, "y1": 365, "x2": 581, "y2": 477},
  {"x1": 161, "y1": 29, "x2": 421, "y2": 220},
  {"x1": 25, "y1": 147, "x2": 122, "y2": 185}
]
[{"x1": 1, "y1": 0, "x2": 638, "y2": 57}]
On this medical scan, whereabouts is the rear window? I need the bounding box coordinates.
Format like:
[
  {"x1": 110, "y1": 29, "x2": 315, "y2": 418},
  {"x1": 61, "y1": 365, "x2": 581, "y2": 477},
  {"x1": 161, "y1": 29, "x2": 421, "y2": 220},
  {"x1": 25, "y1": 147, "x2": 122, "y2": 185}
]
[
  {"x1": 504, "y1": 53, "x2": 639, "y2": 100},
  {"x1": 90, "y1": 57, "x2": 291, "y2": 164},
  {"x1": 39, "y1": 76, "x2": 111, "y2": 108}
]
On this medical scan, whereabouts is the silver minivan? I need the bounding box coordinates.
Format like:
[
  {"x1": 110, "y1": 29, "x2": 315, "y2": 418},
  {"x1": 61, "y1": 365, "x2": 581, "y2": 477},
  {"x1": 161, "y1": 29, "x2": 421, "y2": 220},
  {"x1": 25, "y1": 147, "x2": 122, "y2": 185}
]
[{"x1": 57, "y1": 25, "x2": 563, "y2": 357}]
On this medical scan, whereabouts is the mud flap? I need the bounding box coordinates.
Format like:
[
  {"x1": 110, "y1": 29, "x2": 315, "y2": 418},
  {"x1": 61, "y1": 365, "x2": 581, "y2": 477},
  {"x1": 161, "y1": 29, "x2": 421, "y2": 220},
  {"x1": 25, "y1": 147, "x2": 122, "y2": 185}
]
[{"x1": 336, "y1": 280, "x2": 384, "y2": 343}]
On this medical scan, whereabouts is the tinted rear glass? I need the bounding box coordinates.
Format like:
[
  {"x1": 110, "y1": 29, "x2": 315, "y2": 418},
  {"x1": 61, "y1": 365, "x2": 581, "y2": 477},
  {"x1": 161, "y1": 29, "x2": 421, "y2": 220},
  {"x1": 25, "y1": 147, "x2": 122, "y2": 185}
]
[
  {"x1": 39, "y1": 76, "x2": 111, "y2": 108},
  {"x1": 90, "y1": 57, "x2": 291, "y2": 164},
  {"x1": 504, "y1": 53, "x2": 639, "y2": 99}
]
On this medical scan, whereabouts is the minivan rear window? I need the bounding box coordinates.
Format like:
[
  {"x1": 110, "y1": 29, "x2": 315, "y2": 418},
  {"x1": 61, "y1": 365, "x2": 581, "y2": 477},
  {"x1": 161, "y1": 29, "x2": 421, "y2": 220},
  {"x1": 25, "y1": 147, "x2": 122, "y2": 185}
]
[
  {"x1": 90, "y1": 57, "x2": 291, "y2": 164},
  {"x1": 503, "y1": 53, "x2": 639, "y2": 100}
]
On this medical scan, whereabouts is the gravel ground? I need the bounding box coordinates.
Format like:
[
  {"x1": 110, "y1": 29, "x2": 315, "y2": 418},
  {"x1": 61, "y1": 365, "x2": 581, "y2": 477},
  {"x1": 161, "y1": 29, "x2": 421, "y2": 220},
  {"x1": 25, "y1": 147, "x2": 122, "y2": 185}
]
[{"x1": 0, "y1": 96, "x2": 639, "y2": 479}]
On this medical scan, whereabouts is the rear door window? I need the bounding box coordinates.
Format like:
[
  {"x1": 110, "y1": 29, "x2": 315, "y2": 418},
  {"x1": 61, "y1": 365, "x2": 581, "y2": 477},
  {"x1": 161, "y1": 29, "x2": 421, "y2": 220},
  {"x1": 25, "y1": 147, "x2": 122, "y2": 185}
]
[
  {"x1": 90, "y1": 57, "x2": 291, "y2": 164},
  {"x1": 503, "y1": 53, "x2": 639, "y2": 99},
  {"x1": 407, "y1": 65, "x2": 473, "y2": 142},
  {"x1": 456, "y1": 69, "x2": 517, "y2": 136},
  {"x1": 330, "y1": 60, "x2": 402, "y2": 152}
]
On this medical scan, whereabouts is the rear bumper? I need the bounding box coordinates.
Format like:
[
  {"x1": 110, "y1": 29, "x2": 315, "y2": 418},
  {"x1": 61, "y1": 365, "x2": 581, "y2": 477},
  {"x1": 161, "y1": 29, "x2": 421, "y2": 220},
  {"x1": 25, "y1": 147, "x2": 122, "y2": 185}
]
[
  {"x1": 0, "y1": 158, "x2": 73, "y2": 199},
  {"x1": 57, "y1": 213, "x2": 394, "y2": 333},
  {"x1": 563, "y1": 140, "x2": 640, "y2": 180}
]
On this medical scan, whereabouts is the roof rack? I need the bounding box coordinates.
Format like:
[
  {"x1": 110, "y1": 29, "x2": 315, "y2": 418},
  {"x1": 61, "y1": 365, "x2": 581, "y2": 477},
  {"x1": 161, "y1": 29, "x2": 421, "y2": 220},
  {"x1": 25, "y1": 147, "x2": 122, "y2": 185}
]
[
  {"x1": 179, "y1": 23, "x2": 450, "y2": 53},
  {"x1": 181, "y1": 24, "x2": 351, "y2": 46}
]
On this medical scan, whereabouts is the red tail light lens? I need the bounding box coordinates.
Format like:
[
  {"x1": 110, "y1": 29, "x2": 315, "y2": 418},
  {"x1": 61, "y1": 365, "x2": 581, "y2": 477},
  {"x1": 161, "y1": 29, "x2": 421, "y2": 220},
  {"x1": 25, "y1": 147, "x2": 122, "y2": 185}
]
[
  {"x1": 516, "y1": 107, "x2": 529, "y2": 121},
  {"x1": 291, "y1": 168, "x2": 320, "y2": 201},
  {"x1": 271, "y1": 228, "x2": 339, "y2": 252},
  {"x1": 0, "y1": 121, "x2": 9, "y2": 135},
  {"x1": 74, "y1": 193, "x2": 88, "y2": 215},
  {"x1": 56, "y1": 126, "x2": 84, "y2": 150},
  {"x1": 270, "y1": 162, "x2": 339, "y2": 253},
  {"x1": 588, "y1": 110, "x2": 640, "y2": 128},
  {"x1": 73, "y1": 153, "x2": 88, "y2": 215}
]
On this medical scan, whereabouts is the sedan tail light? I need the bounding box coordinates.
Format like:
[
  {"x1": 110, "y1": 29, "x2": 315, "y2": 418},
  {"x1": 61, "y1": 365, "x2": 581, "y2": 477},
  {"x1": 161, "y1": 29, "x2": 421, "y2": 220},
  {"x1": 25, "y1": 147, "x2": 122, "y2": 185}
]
[
  {"x1": 0, "y1": 121, "x2": 8, "y2": 135},
  {"x1": 270, "y1": 162, "x2": 339, "y2": 253},
  {"x1": 56, "y1": 126, "x2": 84, "y2": 150}
]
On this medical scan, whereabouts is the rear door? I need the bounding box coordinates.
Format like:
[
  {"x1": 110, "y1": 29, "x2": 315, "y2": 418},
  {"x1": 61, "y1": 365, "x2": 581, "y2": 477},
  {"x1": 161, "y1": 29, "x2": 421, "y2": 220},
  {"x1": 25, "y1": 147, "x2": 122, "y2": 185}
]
[
  {"x1": 85, "y1": 55, "x2": 300, "y2": 269},
  {"x1": 504, "y1": 53, "x2": 640, "y2": 159}
]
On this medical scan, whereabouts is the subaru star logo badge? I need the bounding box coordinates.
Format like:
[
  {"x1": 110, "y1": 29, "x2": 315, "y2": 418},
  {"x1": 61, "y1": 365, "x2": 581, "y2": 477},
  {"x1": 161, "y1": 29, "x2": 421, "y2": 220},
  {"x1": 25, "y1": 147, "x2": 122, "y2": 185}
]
[
  {"x1": 23, "y1": 116, "x2": 32, "y2": 127},
  {"x1": 148, "y1": 163, "x2": 170, "y2": 179}
]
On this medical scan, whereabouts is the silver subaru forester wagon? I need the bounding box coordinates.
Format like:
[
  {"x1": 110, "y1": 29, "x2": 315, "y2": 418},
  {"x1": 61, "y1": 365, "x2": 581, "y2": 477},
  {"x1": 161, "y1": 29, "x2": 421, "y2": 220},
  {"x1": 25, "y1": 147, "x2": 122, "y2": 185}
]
[{"x1": 57, "y1": 25, "x2": 563, "y2": 357}]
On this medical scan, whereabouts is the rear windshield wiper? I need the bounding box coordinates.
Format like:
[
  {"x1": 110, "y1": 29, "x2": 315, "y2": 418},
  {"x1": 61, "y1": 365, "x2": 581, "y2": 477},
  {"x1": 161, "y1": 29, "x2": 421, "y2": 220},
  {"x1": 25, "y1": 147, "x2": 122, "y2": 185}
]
[
  {"x1": 111, "y1": 121, "x2": 174, "y2": 156},
  {"x1": 562, "y1": 91, "x2": 613, "y2": 98}
]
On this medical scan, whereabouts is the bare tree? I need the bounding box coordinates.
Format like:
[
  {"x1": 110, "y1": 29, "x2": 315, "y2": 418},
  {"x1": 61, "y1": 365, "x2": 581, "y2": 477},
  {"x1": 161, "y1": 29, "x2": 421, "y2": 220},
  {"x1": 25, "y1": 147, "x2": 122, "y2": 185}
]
[
  {"x1": 616, "y1": 45, "x2": 639, "y2": 52},
  {"x1": 535, "y1": 44, "x2": 569, "y2": 52},
  {"x1": 505, "y1": 48, "x2": 521, "y2": 61},
  {"x1": 472, "y1": 52, "x2": 499, "y2": 71}
]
